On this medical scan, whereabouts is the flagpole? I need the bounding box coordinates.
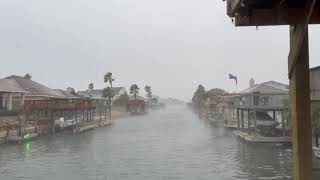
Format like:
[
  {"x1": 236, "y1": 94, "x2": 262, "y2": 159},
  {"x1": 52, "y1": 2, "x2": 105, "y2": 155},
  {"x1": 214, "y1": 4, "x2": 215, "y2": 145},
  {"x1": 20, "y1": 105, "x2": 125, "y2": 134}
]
[{"x1": 236, "y1": 82, "x2": 238, "y2": 93}]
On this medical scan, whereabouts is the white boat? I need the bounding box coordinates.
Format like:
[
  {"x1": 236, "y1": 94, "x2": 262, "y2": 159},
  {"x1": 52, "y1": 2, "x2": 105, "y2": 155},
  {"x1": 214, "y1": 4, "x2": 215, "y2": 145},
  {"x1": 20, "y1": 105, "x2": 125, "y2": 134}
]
[
  {"x1": 313, "y1": 146, "x2": 320, "y2": 159},
  {"x1": 54, "y1": 117, "x2": 76, "y2": 129}
]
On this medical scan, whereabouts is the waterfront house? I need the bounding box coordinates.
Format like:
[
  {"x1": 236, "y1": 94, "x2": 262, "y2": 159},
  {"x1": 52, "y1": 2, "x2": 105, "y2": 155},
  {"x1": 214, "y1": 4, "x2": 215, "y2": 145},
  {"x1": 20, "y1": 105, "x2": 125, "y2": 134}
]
[
  {"x1": 233, "y1": 80, "x2": 289, "y2": 137},
  {"x1": 0, "y1": 75, "x2": 66, "y2": 111},
  {"x1": 0, "y1": 75, "x2": 96, "y2": 141}
]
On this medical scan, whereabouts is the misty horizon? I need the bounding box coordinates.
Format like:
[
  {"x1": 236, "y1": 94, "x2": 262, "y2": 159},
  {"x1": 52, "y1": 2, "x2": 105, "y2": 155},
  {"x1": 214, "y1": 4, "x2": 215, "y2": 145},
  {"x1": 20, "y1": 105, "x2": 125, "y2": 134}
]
[{"x1": 1, "y1": 0, "x2": 320, "y2": 101}]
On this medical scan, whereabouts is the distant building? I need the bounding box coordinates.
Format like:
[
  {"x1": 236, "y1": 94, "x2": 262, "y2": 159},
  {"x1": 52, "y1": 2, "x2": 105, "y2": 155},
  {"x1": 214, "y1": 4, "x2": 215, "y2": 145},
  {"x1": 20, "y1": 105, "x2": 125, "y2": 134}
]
[
  {"x1": 78, "y1": 87, "x2": 127, "y2": 101},
  {"x1": 127, "y1": 95, "x2": 146, "y2": 114},
  {"x1": 78, "y1": 87, "x2": 128, "y2": 113}
]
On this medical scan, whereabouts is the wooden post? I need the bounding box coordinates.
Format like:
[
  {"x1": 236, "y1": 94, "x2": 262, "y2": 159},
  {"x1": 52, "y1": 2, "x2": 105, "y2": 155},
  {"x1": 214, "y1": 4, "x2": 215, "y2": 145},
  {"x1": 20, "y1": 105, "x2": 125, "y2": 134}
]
[
  {"x1": 50, "y1": 110, "x2": 54, "y2": 134},
  {"x1": 281, "y1": 111, "x2": 285, "y2": 136},
  {"x1": 273, "y1": 110, "x2": 276, "y2": 121},
  {"x1": 82, "y1": 110, "x2": 85, "y2": 124},
  {"x1": 8, "y1": 94, "x2": 12, "y2": 110},
  {"x1": 254, "y1": 111, "x2": 257, "y2": 133},
  {"x1": 289, "y1": 24, "x2": 312, "y2": 180},
  {"x1": 75, "y1": 110, "x2": 78, "y2": 126},
  {"x1": 229, "y1": 103, "x2": 232, "y2": 124},
  {"x1": 87, "y1": 110, "x2": 89, "y2": 122},
  {"x1": 237, "y1": 108, "x2": 240, "y2": 129},
  {"x1": 232, "y1": 105, "x2": 235, "y2": 119},
  {"x1": 105, "y1": 106, "x2": 107, "y2": 121},
  {"x1": 315, "y1": 130, "x2": 319, "y2": 148},
  {"x1": 248, "y1": 109, "x2": 251, "y2": 135},
  {"x1": 241, "y1": 109, "x2": 244, "y2": 130}
]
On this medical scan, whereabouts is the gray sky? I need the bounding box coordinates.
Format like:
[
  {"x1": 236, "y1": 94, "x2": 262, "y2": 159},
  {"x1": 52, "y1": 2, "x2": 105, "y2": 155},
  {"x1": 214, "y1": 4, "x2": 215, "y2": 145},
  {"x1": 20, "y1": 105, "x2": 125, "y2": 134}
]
[{"x1": 0, "y1": 0, "x2": 319, "y2": 101}]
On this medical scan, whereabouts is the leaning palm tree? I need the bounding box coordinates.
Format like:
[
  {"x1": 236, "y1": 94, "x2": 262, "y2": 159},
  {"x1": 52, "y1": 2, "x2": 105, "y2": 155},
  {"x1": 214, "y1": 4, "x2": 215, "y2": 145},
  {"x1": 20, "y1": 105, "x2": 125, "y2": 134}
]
[
  {"x1": 130, "y1": 84, "x2": 139, "y2": 100},
  {"x1": 144, "y1": 85, "x2": 152, "y2": 98}
]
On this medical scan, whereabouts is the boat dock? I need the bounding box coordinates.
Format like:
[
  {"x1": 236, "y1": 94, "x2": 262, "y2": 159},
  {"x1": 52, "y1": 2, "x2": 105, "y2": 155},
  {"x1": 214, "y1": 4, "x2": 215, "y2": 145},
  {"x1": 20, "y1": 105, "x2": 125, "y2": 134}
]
[{"x1": 233, "y1": 130, "x2": 291, "y2": 143}]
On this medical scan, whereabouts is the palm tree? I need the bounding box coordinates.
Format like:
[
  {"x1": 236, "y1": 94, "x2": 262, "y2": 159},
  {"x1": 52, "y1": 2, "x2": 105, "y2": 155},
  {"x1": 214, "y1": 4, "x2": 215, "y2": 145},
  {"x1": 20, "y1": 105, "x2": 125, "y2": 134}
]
[
  {"x1": 103, "y1": 72, "x2": 115, "y2": 120},
  {"x1": 144, "y1": 85, "x2": 152, "y2": 98},
  {"x1": 103, "y1": 87, "x2": 112, "y2": 120},
  {"x1": 130, "y1": 84, "x2": 139, "y2": 100},
  {"x1": 88, "y1": 83, "x2": 94, "y2": 96},
  {"x1": 104, "y1": 72, "x2": 114, "y2": 88}
]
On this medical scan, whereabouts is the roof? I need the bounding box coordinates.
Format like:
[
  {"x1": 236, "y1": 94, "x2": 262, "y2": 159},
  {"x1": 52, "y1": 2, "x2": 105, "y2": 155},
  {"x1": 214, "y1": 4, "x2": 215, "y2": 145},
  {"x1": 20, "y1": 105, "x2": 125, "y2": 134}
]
[
  {"x1": 78, "y1": 87, "x2": 125, "y2": 100},
  {"x1": 0, "y1": 75, "x2": 65, "y2": 98},
  {"x1": 53, "y1": 88, "x2": 78, "y2": 99},
  {"x1": 226, "y1": 0, "x2": 320, "y2": 26},
  {"x1": 0, "y1": 78, "x2": 28, "y2": 93},
  {"x1": 240, "y1": 81, "x2": 289, "y2": 94},
  {"x1": 128, "y1": 95, "x2": 145, "y2": 101},
  {"x1": 310, "y1": 66, "x2": 320, "y2": 72},
  {"x1": 207, "y1": 88, "x2": 226, "y2": 97}
]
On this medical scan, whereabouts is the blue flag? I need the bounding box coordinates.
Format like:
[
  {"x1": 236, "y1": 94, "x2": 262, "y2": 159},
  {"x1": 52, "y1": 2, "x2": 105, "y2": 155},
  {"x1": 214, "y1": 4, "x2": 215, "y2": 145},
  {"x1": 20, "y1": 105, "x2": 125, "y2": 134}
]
[{"x1": 229, "y1": 73, "x2": 237, "y2": 85}]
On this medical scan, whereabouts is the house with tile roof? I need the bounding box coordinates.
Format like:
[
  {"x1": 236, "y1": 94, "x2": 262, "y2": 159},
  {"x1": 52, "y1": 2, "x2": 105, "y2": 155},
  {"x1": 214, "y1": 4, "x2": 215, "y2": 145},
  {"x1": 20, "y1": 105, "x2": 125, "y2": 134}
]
[{"x1": 0, "y1": 75, "x2": 68, "y2": 111}]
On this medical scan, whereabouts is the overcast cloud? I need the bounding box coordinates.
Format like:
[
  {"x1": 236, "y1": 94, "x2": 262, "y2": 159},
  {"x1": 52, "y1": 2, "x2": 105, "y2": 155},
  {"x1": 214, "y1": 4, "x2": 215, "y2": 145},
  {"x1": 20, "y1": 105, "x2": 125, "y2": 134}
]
[{"x1": 0, "y1": 0, "x2": 319, "y2": 100}]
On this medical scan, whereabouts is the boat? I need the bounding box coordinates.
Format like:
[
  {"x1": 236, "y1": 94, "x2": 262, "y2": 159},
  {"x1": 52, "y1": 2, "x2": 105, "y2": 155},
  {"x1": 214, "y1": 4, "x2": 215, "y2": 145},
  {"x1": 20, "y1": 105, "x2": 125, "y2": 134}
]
[{"x1": 54, "y1": 117, "x2": 76, "y2": 131}]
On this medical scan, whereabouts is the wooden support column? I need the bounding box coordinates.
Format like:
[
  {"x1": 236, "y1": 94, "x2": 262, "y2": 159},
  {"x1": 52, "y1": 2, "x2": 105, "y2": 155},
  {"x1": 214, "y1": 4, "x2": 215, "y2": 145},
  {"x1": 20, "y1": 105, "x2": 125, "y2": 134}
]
[
  {"x1": 273, "y1": 110, "x2": 276, "y2": 121},
  {"x1": 248, "y1": 109, "x2": 251, "y2": 135},
  {"x1": 105, "y1": 107, "x2": 107, "y2": 121},
  {"x1": 254, "y1": 111, "x2": 257, "y2": 133},
  {"x1": 281, "y1": 111, "x2": 285, "y2": 136},
  {"x1": 237, "y1": 108, "x2": 240, "y2": 129},
  {"x1": 82, "y1": 110, "x2": 85, "y2": 124},
  {"x1": 229, "y1": 103, "x2": 232, "y2": 123},
  {"x1": 232, "y1": 105, "x2": 235, "y2": 119},
  {"x1": 315, "y1": 129, "x2": 319, "y2": 148},
  {"x1": 289, "y1": 24, "x2": 312, "y2": 180},
  {"x1": 86, "y1": 110, "x2": 89, "y2": 122},
  {"x1": 7, "y1": 94, "x2": 12, "y2": 110},
  {"x1": 75, "y1": 110, "x2": 78, "y2": 126},
  {"x1": 241, "y1": 109, "x2": 244, "y2": 130}
]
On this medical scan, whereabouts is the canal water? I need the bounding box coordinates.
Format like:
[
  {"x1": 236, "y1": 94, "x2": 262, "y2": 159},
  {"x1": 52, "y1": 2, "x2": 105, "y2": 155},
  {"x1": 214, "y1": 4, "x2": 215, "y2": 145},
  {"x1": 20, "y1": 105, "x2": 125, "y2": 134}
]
[{"x1": 0, "y1": 105, "x2": 293, "y2": 180}]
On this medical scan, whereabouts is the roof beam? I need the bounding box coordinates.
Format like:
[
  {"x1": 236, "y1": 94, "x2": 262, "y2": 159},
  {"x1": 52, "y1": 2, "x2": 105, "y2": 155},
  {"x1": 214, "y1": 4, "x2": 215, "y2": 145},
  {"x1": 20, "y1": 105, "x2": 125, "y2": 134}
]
[
  {"x1": 288, "y1": 0, "x2": 317, "y2": 78},
  {"x1": 227, "y1": 0, "x2": 242, "y2": 16},
  {"x1": 235, "y1": 7, "x2": 320, "y2": 26}
]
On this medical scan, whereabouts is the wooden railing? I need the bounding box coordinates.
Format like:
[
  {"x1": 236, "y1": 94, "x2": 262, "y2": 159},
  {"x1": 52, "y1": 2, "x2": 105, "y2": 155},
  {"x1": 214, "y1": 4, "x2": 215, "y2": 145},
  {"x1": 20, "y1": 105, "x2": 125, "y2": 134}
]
[{"x1": 21, "y1": 99, "x2": 95, "y2": 114}]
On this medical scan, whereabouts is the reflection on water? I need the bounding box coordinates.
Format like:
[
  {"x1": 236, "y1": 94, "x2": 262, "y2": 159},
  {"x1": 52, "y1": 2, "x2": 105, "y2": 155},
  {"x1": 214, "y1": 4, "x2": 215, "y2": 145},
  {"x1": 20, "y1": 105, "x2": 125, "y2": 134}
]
[{"x1": 0, "y1": 106, "x2": 293, "y2": 180}]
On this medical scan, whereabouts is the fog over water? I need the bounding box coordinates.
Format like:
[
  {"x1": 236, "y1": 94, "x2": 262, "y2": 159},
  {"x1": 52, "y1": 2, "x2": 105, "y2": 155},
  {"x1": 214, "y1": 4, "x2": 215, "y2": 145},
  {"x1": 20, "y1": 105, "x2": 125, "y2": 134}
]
[
  {"x1": 0, "y1": 106, "x2": 293, "y2": 180},
  {"x1": 0, "y1": 0, "x2": 320, "y2": 100}
]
